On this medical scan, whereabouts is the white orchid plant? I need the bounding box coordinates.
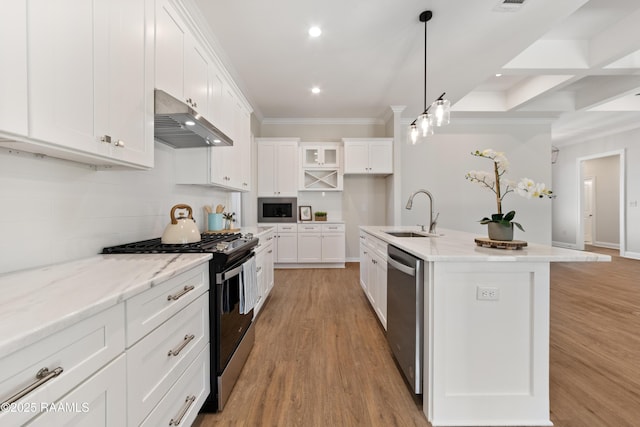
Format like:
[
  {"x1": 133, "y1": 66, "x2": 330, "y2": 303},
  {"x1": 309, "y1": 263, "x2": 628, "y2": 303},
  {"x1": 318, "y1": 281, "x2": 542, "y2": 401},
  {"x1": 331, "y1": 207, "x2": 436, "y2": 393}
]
[{"x1": 465, "y1": 149, "x2": 554, "y2": 231}]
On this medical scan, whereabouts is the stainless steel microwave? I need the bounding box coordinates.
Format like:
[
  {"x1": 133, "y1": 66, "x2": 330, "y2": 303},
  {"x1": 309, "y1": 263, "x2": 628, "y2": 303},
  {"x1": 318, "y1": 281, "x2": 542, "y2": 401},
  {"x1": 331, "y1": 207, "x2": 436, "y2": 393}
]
[{"x1": 257, "y1": 197, "x2": 297, "y2": 223}]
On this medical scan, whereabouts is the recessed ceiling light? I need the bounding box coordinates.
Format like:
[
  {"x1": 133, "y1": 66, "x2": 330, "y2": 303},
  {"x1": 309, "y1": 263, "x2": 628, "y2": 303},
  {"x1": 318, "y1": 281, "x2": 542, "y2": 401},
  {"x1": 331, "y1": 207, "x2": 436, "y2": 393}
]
[
  {"x1": 308, "y1": 26, "x2": 322, "y2": 37},
  {"x1": 311, "y1": 87, "x2": 321, "y2": 94},
  {"x1": 495, "y1": 73, "x2": 503, "y2": 77}
]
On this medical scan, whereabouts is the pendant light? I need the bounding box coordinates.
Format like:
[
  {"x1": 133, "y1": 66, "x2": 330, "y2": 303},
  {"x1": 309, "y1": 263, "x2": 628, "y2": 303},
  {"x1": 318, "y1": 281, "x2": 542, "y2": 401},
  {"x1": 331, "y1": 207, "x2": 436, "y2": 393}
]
[{"x1": 407, "y1": 10, "x2": 451, "y2": 145}]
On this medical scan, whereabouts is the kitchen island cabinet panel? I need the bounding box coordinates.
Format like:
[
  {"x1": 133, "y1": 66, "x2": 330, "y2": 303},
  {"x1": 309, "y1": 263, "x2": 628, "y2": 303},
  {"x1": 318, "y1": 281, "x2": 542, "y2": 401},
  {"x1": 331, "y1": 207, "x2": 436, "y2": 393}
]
[
  {"x1": 359, "y1": 230, "x2": 387, "y2": 328},
  {"x1": 360, "y1": 225, "x2": 609, "y2": 427}
]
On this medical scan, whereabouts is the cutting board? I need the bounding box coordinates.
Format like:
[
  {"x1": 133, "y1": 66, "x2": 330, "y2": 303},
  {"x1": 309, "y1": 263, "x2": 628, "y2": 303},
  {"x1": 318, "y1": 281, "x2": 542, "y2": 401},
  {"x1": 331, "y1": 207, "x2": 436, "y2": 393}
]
[
  {"x1": 205, "y1": 228, "x2": 241, "y2": 234},
  {"x1": 474, "y1": 237, "x2": 527, "y2": 250}
]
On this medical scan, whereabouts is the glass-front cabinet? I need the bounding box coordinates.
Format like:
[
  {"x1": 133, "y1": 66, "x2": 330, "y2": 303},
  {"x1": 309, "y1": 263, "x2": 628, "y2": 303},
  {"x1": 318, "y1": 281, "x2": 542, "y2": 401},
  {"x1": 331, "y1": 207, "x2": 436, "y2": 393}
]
[
  {"x1": 301, "y1": 144, "x2": 340, "y2": 168},
  {"x1": 299, "y1": 143, "x2": 343, "y2": 191}
]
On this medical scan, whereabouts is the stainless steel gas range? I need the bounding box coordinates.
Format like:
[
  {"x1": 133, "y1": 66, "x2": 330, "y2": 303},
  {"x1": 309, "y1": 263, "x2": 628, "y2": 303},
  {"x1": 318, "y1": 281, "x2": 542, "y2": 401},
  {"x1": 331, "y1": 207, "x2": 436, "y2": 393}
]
[{"x1": 102, "y1": 232, "x2": 258, "y2": 412}]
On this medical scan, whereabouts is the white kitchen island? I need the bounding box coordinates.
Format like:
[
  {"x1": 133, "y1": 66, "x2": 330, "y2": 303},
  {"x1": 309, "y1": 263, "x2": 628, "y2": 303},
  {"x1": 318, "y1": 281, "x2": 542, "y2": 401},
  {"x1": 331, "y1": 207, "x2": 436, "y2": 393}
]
[{"x1": 360, "y1": 226, "x2": 610, "y2": 427}]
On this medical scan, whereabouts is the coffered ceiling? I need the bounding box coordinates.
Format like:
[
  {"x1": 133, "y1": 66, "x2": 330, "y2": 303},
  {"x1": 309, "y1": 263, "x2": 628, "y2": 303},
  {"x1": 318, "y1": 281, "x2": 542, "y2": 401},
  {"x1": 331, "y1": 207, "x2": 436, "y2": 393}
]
[{"x1": 188, "y1": 0, "x2": 640, "y2": 143}]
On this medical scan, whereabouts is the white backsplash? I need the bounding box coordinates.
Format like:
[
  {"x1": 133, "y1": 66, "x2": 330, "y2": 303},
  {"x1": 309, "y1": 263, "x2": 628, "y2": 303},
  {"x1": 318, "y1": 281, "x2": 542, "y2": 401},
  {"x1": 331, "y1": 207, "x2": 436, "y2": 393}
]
[
  {"x1": 0, "y1": 142, "x2": 230, "y2": 274},
  {"x1": 297, "y1": 191, "x2": 342, "y2": 221}
]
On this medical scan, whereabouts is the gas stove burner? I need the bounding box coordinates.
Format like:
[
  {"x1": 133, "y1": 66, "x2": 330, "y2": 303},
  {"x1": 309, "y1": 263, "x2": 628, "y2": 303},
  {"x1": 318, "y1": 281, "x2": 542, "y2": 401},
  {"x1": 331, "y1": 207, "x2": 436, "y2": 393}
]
[{"x1": 101, "y1": 232, "x2": 250, "y2": 254}]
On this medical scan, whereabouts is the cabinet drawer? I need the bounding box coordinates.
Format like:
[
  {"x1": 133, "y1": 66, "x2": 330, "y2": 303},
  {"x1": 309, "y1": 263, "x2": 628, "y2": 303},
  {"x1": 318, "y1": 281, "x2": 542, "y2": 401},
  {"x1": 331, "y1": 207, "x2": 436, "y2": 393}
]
[
  {"x1": 0, "y1": 304, "x2": 124, "y2": 427},
  {"x1": 140, "y1": 344, "x2": 210, "y2": 427},
  {"x1": 127, "y1": 293, "x2": 208, "y2": 427},
  {"x1": 322, "y1": 223, "x2": 345, "y2": 233},
  {"x1": 298, "y1": 224, "x2": 321, "y2": 232},
  {"x1": 27, "y1": 354, "x2": 126, "y2": 427},
  {"x1": 277, "y1": 224, "x2": 297, "y2": 233},
  {"x1": 126, "y1": 262, "x2": 208, "y2": 346}
]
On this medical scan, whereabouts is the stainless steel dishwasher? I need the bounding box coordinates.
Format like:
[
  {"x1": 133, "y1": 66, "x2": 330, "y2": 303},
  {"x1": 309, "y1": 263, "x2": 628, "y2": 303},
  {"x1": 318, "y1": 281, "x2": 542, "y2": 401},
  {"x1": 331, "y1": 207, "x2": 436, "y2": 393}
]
[{"x1": 387, "y1": 244, "x2": 424, "y2": 394}]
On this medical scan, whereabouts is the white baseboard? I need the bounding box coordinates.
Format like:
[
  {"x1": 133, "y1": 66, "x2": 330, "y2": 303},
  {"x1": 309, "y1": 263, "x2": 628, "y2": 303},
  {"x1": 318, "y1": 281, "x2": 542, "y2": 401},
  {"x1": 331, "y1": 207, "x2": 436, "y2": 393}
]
[
  {"x1": 275, "y1": 262, "x2": 345, "y2": 269},
  {"x1": 592, "y1": 241, "x2": 620, "y2": 250},
  {"x1": 346, "y1": 257, "x2": 360, "y2": 263},
  {"x1": 552, "y1": 241, "x2": 578, "y2": 250},
  {"x1": 623, "y1": 251, "x2": 640, "y2": 260}
]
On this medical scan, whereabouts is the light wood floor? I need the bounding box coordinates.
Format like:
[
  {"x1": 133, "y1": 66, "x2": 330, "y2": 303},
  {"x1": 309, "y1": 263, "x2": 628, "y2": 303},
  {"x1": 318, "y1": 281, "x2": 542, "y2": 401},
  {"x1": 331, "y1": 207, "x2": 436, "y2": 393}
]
[
  {"x1": 195, "y1": 250, "x2": 640, "y2": 427},
  {"x1": 549, "y1": 246, "x2": 640, "y2": 426}
]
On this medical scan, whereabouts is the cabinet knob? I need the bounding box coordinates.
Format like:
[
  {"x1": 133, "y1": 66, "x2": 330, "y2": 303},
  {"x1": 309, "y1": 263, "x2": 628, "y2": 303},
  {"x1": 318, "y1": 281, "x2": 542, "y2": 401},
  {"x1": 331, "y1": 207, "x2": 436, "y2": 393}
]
[
  {"x1": 114, "y1": 140, "x2": 125, "y2": 148},
  {"x1": 100, "y1": 135, "x2": 112, "y2": 144}
]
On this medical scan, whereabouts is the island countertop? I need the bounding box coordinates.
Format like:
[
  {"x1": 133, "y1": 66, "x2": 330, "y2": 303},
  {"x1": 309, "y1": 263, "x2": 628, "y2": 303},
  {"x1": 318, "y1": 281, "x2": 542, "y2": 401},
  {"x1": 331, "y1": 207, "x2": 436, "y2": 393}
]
[{"x1": 360, "y1": 226, "x2": 611, "y2": 263}]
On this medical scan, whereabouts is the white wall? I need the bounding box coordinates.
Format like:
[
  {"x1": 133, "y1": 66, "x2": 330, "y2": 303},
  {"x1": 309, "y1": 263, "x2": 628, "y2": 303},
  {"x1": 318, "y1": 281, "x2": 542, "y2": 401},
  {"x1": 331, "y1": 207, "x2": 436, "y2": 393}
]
[
  {"x1": 552, "y1": 127, "x2": 640, "y2": 257},
  {"x1": 400, "y1": 120, "x2": 554, "y2": 245},
  {"x1": 583, "y1": 156, "x2": 620, "y2": 247},
  {"x1": 0, "y1": 142, "x2": 230, "y2": 274}
]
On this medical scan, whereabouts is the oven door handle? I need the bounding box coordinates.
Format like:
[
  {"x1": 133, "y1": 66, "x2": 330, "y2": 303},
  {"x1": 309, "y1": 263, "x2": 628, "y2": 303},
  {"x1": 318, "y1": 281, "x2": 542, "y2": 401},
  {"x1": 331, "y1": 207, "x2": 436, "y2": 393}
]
[{"x1": 216, "y1": 253, "x2": 255, "y2": 284}]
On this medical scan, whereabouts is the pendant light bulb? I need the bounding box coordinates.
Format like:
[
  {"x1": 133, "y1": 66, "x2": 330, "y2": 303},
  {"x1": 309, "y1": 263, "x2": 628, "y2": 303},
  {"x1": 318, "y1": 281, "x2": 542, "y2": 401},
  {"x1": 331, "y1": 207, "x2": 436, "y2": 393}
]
[
  {"x1": 417, "y1": 112, "x2": 433, "y2": 137},
  {"x1": 430, "y1": 97, "x2": 450, "y2": 127},
  {"x1": 408, "y1": 123, "x2": 419, "y2": 145}
]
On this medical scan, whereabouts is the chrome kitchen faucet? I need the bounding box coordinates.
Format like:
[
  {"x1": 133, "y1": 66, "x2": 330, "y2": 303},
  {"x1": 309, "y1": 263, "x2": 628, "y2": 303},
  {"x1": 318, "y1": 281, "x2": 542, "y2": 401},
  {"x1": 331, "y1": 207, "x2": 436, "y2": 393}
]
[{"x1": 406, "y1": 189, "x2": 438, "y2": 234}]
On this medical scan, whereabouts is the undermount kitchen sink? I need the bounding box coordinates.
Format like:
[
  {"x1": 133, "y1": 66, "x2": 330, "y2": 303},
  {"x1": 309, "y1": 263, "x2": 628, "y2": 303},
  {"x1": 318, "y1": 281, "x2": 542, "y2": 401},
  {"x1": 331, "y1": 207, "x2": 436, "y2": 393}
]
[{"x1": 384, "y1": 231, "x2": 430, "y2": 238}]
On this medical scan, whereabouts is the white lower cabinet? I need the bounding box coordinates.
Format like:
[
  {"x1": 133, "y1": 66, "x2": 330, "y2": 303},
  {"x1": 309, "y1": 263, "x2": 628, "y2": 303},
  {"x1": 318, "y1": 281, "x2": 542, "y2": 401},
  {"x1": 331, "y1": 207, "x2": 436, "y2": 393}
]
[
  {"x1": 275, "y1": 224, "x2": 298, "y2": 263},
  {"x1": 126, "y1": 294, "x2": 208, "y2": 426},
  {"x1": 0, "y1": 261, "x2": 211, "y2": 427},
  {"x1": 297, "y1": 224, "x2": 345, "y2": 264},
  {"x1": 125, "y1": 262, "x2": 209, "y2": 426},
  {"x1": 359, "y1": 231, "x2": 387, "y2": 329},
  {"x1": 140, "y1": 345, "x2": 210, "y2": 427},
  {"x1": 0, "y1": 304, "x2": 125, "y2": 427},
  {"x1": 254, "y1": 229, "x2": 275, "y2": 317},
  {"x1": 27, "y1": 355, "x2": 127, "y2": 427}
]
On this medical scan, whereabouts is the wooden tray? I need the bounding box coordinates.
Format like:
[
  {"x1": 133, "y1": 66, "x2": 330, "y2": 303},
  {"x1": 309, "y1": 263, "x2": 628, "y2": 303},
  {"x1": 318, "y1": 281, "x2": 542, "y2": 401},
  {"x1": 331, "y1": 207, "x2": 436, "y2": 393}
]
[
  {"x1": 205, "y1": 228, "x2": 241, "y2": 234},
  {"x1": 474, "y1": 237, "x2": 527, "y2": 250}
]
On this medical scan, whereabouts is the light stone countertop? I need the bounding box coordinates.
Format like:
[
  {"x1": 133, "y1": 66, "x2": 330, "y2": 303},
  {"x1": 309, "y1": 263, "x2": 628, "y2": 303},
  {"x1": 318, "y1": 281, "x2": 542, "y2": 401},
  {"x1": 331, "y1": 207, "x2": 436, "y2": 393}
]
[
  {"x1": 0, "y1": 253, "x2": 211, "y2": 356},
  {"x1": 361, "y1": 226, "x2": 611, "y2": 263}
]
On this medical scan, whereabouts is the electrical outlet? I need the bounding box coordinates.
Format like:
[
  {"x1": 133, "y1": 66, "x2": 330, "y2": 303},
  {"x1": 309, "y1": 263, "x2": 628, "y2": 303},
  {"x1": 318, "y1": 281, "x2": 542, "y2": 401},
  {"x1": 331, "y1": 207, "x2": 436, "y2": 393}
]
[{"x1": 477, "y1": 286, "x2": 500, "y2": 301}]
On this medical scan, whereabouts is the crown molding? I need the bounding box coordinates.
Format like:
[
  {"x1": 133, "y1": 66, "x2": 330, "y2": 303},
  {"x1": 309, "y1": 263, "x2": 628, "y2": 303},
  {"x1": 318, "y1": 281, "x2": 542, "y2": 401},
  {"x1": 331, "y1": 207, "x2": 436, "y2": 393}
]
[{"x1": 261, "y1": 117, "x2": 386, "y2": 126}]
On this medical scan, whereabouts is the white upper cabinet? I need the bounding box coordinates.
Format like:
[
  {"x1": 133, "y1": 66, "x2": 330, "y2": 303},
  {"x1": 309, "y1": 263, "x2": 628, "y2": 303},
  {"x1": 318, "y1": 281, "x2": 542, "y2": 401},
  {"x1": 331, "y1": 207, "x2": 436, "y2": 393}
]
[
  {"x1": 21, "y1": 0, "x2": 154, "y2": 168},
  {"x1": 174, "y1": 93, "x2": 251, "y2": 192},
  {"x1": 299, "y1": 143, "x2": 343, "y2": 191},
  {"x1": 0, "y1": 0, "x2": 28, "y2": 137},
  {"x1": 301, "y1": 145, "x2": 340, "y2": 168},
  {"x1": 156, "y1": 0, "x2": 209, "y2": 113},
  {"x1": 155, "y1": 1, "x2": 184, "y2": 99},
  {"x1": 257, "y1": 138, "x2": 299, "y2": 197},
  {"x1": 343, "y1": 138, "x2": 393, "y2": 175},
  {"x1": 160, "y1": 1, "x2": 253, "y2": 191}
]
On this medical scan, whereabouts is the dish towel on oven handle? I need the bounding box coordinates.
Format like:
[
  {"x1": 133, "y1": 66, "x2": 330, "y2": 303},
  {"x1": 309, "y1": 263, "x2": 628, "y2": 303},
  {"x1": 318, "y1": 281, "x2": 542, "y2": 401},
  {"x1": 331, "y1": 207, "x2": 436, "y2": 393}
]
[{"x1": 240, "y1": 256, "x2": 258, "y2": 314}]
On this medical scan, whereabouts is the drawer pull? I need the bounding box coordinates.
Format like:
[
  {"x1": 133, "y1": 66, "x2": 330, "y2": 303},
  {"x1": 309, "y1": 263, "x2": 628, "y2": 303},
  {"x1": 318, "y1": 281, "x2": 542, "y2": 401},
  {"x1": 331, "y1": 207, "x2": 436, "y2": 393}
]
[
  {"x1": 167, "y1": 334, "x2": 195, "y2": 357},
  {"x1": 169, "y1": 395, "x2": 196, "y2": 426},
  {"x1": 167, "y1": 285, "x2": 195, "y2": 301},
  {"x1": 1, "y1": 367, "x2": 63, "y2": 408}
]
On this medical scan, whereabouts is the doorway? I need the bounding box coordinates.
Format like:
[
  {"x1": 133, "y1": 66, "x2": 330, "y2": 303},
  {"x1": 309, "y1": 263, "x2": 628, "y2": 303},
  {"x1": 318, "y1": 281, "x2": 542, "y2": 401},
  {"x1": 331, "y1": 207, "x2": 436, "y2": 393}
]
[
  {"x1": 577, "y1": 150, "x2": 625, "y2": 255},
  {"x1": 583, "y1": 177, "x2": 595, "y2": 244}
]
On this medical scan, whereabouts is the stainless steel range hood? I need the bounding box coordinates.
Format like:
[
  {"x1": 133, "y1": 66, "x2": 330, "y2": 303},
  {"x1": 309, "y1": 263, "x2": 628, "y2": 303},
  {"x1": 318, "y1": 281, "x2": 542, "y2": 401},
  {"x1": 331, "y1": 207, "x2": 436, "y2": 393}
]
[{"x1": 154, "y1": 89, "x2": 233, "y2": 148}]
